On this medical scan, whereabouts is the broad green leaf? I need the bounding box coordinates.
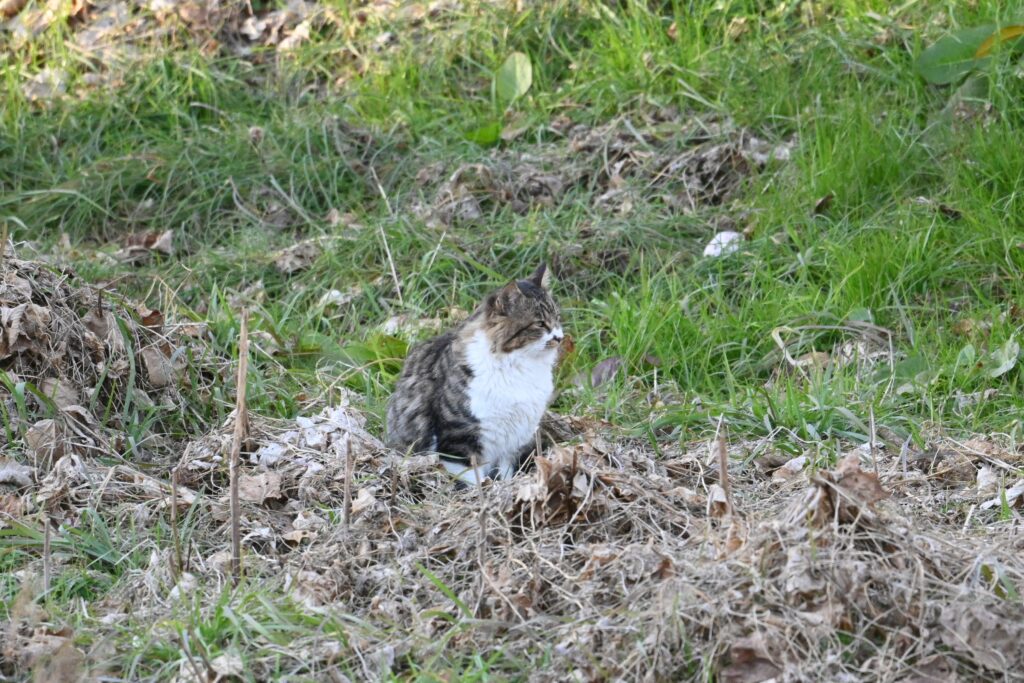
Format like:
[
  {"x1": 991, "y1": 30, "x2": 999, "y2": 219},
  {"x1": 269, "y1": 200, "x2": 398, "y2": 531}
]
[
  {"x1": 465, "y1": 121, "x2": 501, "y2": 146},
  {"x1": 975, "y1": 25, "x2": 1024, "y2": 57},
  {"x1": 916, "y1": 24, "x2": 995, "y2": 84},
  {"x1": 986, "y1": 336, "x2": 1020, "y2": 378},
  {"x1": 495, "y1": 51, "x2": 532, "y2": 103}
]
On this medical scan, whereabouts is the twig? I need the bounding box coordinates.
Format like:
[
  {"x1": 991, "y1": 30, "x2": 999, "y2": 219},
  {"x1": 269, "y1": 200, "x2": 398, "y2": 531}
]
[
  {"x1": 869, "y1": 404, "x2": 878, "y2": 477},
  {"x1": 170, "y1": 467, "x2": 183, "y2": 582},
  {"x1": 229, "y1": 310, "x2": 250, "y2": 586},
  {"x1": 472, "y1": 454, "x2": 488, "y2": 616},
  {"x1": 42, "y1": 515, "x2": 51, "y2": 595},
  {"x1": 900, "y1": 435, "x2": 911, "y2": 480},
  {"x1": 342, "y1": 433, "x2": 353, "y2": 532},
  {"x1": 715, "y1": 416, "x2": 733, "y2": 515},
  {"x1": 389, "y1": 451, "x2": 398, "y2": 505},
  {"x1": 0, "y1": 221, "x2": 8, "y2": 268}
]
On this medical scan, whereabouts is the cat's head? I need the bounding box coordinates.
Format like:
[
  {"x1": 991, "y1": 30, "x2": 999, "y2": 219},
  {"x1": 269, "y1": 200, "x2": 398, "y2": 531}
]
[{"x1": 480, "y1": 263, "x2": 563, "y2": 356}]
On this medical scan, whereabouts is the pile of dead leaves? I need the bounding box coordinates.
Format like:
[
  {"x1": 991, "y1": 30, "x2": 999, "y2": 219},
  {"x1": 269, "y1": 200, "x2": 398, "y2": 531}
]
[
  {"x1": 3, "y1": 362, "x2": 1023, "y2": 681},
  {"x1": 0, "y1": 244, "x2": 221, "y2": 481},
  {"x1": 163, "y1": 414, "x2": 1023, "y2": 680},
  {"x1": 413, "y1": 114, "x2": 793, "y2": 228}
]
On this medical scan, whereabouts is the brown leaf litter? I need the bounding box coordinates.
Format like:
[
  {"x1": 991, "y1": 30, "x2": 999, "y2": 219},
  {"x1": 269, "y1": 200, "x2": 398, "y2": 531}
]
[
  {"x1": 413, "y1": 114, "x2": 793, "y2": 228},
  {"x1": 0, "y1": 246, "x2": 222, "y2": 479},
  {"x1": 1, "y1": 579, "x2": 86, "y2": 680},
  {"x1": 3, "y1": 383, "x2": 1017, "y2": 681},
  {"x1": 4, "y1": 0, "x2": 474, "y2": 103}
]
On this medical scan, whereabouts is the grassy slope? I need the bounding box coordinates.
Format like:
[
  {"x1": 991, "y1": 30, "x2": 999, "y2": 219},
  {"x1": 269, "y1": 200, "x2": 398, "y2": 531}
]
[{"x1": 2, "y1": 0, "x2": 1024, "y2": 678}]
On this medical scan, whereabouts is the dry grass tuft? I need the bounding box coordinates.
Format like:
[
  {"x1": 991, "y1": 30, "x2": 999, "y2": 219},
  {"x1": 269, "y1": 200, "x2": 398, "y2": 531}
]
[{"x1": 1, "y1": 247, "x2": 222, "y2": 472}]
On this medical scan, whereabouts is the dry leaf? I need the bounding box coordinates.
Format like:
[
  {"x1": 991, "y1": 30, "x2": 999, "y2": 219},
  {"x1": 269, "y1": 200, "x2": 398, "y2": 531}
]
[
  {"x1": 116, "y1": 230, "x2": 174, "y2": 263},
  {"x1": 273, "y1": 240, "x2": 321, "y2": 274},
  {"x1": 1, "y1": 303, "x2": 51, "y2": 358},
  {"x1": 951, "y1": 318, "x2": 976, "y2": 336},
  {"x1": 23, "y1": 419, "x2": 67, "y2": 466},
  {"x1": 379, "y1": 314, "x2": 443, "y2": 336},
  {"x1": 703, "y1": 230, "x2": 742, "y2": 257},
  {"x1": 29, "y1": 638, "x2": 85, "y2": 682},
  {"x1": 2, "y1": 272, "x2": 33, "y2": 301},
  {"x1": 771, "y1": 455, "x2": 807, "y2": 482},
  {"x1": 557, "y1": 333, "x2": 575, "y2": 365},
  {"x1": 351, "y1": 488, "x2": 378, "y2": 515},
  {"x1": 237, "y1": 472, "x2": 283, "y2": 504},
  {"x1": 939, "y1": 602, "x2": 1024, "y2": 670},
  {"x1": 581, "y1": 356, "x2": 622, "y2": 388},
  {"x1": 834, "y1": 452, "x2": 889, "y2": 506},
  {"x1": 291, "y1": 510, "x2": 327, "y2": 531},
  {"x1": 979, "y1": 479, "x2": 1024, "y2": 511},
  {"x1": 136, "y1": 305, "x2": 164, "y2": 328},
  {"x1": 38, "y1": 378, "x2": 80, "y2": 410},
  {"x1": 0, "y1": 0, "x2": 29, "y2": 19},
  {"x1": 813, "y1": 192, "x2": 835, "y2": 215},
  {"x1": 726, "y1": 16, "x2": 750, "y2": 41},
  {"x1": 278, "y1": 18, "x2": 311, "y2": 51},
  {"x1": 976, "y1": 465, "x2": 999, "y2": 497},
  {"x1": 80, "y1": 308, "x2": 114, "y2": 341},
  {"x1": 707, "y1": 483, "x2": 729, "y2": 518},
  {"x1": 0, "y1": 493, "x2": 24, "y2": 517},
  {"x1": 903, "y1": 654, "x2": 956, "y2": 683},
  {"x1": 794, "y1": 351, "x2": 830, "y2": 370},
  {"x1": 141, "y1": 345, "x2": 184, "y2": 388},
  {"x1": 720, "y1": 633, "x2": 782, "y2": 683},
  {"x1": 0, "y1": 457, "x2": 34, "y2": 488},
  {"x1": 22, "y1": 68, "x2": 67, "y2": 104},
  {"x1": 210, "y1": 651, "x2": 244, "y2": 677}
]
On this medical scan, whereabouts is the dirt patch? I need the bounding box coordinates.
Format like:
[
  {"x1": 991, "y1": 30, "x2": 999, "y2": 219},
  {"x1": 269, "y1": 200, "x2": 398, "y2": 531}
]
[
  {"x1": 6, "y1": 385, "x2": 1021, "y2": 680},
  {"x1": 0, "y1": 244, "x2": 222, "y2": 475}
]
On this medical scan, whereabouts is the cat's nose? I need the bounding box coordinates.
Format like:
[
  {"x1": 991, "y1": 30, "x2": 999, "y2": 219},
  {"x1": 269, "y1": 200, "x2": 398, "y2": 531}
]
[{"x1": 551, "y1": 329, "x2": 564, "y2": 342}]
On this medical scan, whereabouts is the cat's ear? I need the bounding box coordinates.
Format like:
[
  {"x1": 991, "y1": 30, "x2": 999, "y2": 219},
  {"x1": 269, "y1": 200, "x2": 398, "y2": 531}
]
[
  {"x1": 529, "y1": 262, "x2": 552, "y2": 289},
  {"x1": 486, "y1": 282, "x2": 519, "y2": 316}
]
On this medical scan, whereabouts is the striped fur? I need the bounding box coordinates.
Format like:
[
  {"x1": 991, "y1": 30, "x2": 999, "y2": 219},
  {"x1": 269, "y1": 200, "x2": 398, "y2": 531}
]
[{"x1": 386, "y1": 264, "x2": 562, "y2": 485}]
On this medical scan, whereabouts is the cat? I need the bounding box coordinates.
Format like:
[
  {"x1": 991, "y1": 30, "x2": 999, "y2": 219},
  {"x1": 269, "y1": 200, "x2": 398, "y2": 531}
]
[{"x1": 386, "y1": 263, "x2": 563, "y2": 486}]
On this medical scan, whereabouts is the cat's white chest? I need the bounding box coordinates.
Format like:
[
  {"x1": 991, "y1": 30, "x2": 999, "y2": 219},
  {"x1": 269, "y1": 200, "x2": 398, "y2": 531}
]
[{"x1": 463, "y1": 329, "x2": 555, "y2": 480}]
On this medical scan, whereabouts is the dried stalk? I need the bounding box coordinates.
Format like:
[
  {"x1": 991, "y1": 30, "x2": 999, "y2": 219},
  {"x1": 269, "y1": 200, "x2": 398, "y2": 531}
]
[
  {"x1": 42, "y1": 516, "x2": 51, "y2": 594},
  {"x1": 170, "y1": 467, "x2": 183, "y2": 582},
  {"x1": 472, "y1": 454, "x2": 488, "y2": 615},
  {"x1": 716, "y1": 419, "x2": 733, "y2": 516},
  {"x1": 342, "y1": 433, "x2": 353, "y2": 532},
  {"x1": 229, "y1": 310, "x2": 250, "y2": 586},
  {"x1": 869, "y1": 404, "x2": 878, "y2": 476}
]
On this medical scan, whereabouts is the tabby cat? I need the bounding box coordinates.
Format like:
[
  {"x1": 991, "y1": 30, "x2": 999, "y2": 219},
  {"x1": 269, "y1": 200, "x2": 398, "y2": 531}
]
[{"x1": 386, "y1": 264, "x2": 563, "y2": 485}]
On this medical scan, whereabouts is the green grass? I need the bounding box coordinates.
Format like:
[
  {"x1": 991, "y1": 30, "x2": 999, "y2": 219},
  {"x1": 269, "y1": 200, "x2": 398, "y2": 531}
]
[{"x1": 3, "y1": 0, "x2": 1024, "y2": 678}]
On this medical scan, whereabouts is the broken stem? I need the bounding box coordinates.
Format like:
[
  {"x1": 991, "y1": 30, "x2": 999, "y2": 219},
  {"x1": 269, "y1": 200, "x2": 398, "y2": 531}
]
[
  {"x1": 170, "y1": 467, "x2": 183, "y2": 582},
  {"x1": 229, "y1": 310, "x2": 250, "y2": 586},
  {"x1": 342, "y1": 433, "x2": 353, "y2": 532},
  {"x1": 472, "y1": 454, "x2": 488, "y2": 615},
  {"x1": 715, "y1": 417, "x2": 733, "y2": 516},
  {"x1": 42, "y1": 515, "x2": 51, "y2": 594},
  {"x1": 869, "y1": 404, "x2": 878, "y2": 477}
]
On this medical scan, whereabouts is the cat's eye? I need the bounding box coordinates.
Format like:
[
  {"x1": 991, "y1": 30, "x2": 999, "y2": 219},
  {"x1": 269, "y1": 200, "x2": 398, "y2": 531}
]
[{"x1": 535, "y1": 321, "x2": 550, "y2": 332}]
